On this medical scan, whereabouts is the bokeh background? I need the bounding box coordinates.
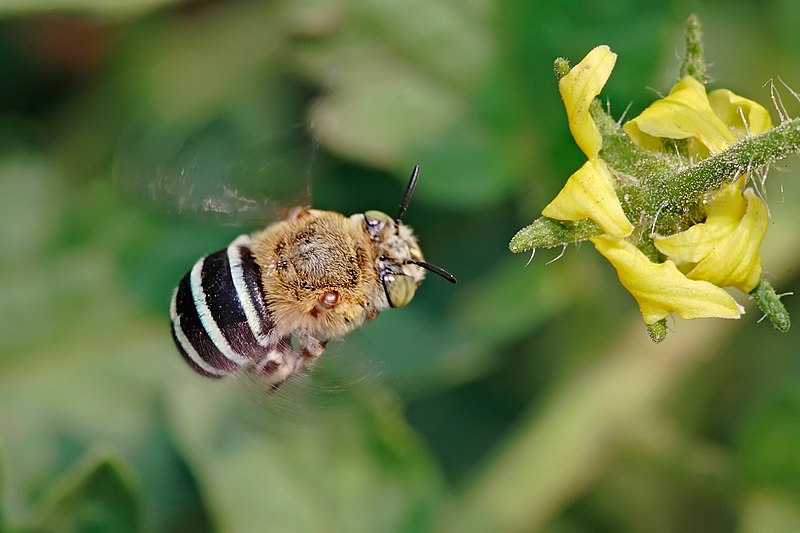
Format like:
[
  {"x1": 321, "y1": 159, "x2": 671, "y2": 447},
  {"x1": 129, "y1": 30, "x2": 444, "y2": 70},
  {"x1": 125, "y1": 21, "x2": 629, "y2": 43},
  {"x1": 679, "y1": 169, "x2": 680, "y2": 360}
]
[{"x1": 3, "y1": 0, "x2": 800, "y2": 531}]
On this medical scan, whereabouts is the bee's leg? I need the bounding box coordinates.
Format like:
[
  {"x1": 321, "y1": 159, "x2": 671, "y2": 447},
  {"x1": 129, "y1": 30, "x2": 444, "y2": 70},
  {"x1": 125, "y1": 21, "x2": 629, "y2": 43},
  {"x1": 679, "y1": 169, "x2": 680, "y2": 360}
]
[
  {"x1": 295, "y1": 330, "x2": 327, "y2": 368},
  {"x1": 253, "y1": 336, "x2": 302, "y2": 390}
]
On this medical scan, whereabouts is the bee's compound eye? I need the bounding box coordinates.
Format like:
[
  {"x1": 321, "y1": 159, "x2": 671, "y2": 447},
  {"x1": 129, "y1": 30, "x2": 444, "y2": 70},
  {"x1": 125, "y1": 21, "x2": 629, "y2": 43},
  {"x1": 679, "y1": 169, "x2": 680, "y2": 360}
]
[
  {"x1": 364, "y1": 210, "x2": 393, "y2": 226},
  {"x1": 382, "y1": 273, "x2": 417, "y2": 308},
  {"x1": 320, "y1": 290, "x2": 341, "y2": 308}
]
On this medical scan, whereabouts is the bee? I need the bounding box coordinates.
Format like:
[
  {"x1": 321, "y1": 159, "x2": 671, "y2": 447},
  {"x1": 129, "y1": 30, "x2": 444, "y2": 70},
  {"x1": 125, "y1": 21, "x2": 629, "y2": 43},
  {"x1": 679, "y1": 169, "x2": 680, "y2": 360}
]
[{"x1": 169, "y1": 165, "x2": 456, "y2": 389}]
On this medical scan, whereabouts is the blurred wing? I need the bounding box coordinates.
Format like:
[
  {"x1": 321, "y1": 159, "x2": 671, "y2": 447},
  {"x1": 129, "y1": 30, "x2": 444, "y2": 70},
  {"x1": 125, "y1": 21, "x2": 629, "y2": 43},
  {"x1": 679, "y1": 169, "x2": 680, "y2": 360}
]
[{"x1": 113, "y1": 112, "x2": 317, "y2": 225}]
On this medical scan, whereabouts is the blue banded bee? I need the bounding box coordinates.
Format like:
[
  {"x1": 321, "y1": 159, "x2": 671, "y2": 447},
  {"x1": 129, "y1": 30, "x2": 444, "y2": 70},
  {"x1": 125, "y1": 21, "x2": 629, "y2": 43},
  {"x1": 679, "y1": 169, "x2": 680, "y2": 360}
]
[{"x1": 169, "y1": 165, "x2": 456, "y2": 389}]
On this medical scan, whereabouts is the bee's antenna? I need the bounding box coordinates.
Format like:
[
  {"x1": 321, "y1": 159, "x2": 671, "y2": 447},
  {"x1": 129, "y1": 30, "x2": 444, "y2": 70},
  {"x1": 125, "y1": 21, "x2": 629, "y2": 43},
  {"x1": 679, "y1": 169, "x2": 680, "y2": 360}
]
[
  {"x1": 395, "y1": 165, "x2": 456, "y2": 283},
  {"x1": 396, "y1": 164, "x2": 420, "y2": 223},
  {"x1": 405, "y1": 259, "x2": 457, "y2": 283}
]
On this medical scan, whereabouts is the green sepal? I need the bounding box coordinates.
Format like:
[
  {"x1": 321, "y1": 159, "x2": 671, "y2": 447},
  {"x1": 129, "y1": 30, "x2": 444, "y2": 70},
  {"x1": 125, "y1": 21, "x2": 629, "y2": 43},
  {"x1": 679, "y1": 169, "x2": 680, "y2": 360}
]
[{"x1": 751, "y1": 278, "x2": 791, "y2": 333}]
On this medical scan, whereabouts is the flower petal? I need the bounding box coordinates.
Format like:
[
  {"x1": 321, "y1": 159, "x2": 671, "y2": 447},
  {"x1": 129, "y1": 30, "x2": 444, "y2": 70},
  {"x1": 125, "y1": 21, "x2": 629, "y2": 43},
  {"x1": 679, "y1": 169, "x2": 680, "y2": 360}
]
[
  {"x1": 624, "y1": 76, "x2": 737, "y2": 156},
  {"x1": 654, "y1": 181, "x2": 767, "y2": 292},
  {"x1": 542, "y1": 158, "x2": 633, "y2": 237},
  {"x1": 559, "y1": 45, "x2": 617, "y2": 159},
  {"x1": 653, "y1": 218, "x2": 737, "y2": 268},
  {"x1": 653, "y1": 179, "x2": 746, "y2": 263},
  {"x1": 708, "y1": 89, "x2": 773, "y2": 136},
  {"x1": 683, "y1": 188, "x2": 768, "y2": 292},
  {"x1": 591, "y1": 235, "x2": 743, "y2": 324}
]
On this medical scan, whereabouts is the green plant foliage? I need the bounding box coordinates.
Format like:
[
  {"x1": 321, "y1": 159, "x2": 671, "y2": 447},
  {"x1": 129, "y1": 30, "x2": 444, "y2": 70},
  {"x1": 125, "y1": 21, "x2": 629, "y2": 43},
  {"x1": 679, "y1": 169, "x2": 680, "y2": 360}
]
[
  {"x1": 30, "y1": 450, "x2": 142, "y2": 533},
  {"x1": 165, "y1": 376, "x2": 442, "y2": 532},
  {"x1": 2, "y1": 1, "x2": 800, "y2": 532},
  {"x1": 0, "y1": 0, "x2": 180, "y2": 17}
]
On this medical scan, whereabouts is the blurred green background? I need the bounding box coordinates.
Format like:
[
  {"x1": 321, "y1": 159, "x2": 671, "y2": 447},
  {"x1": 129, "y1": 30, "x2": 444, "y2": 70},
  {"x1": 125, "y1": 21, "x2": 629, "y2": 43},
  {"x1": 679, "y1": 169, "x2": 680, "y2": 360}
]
[{"x1": 2, "y1": 0, "x2": 800, "y2": 531}]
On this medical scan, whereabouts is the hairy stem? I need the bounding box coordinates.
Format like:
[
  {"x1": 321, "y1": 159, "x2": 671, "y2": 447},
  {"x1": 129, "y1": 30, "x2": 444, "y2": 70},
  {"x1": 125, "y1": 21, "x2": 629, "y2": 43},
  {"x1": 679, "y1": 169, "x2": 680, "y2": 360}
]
[{"x1": 509, "y1": 117, "x2": 800, "y2": 252}]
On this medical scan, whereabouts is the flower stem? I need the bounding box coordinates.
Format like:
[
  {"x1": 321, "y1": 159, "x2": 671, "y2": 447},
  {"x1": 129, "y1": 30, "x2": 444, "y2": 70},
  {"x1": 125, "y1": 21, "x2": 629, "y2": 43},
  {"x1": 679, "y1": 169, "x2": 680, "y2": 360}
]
[
  {"x1": 509, "y1": 218, "x2": 600, "y2": 253},
  {"x1": 668, "y1": 118, "x2": 800, "y2": 206}
]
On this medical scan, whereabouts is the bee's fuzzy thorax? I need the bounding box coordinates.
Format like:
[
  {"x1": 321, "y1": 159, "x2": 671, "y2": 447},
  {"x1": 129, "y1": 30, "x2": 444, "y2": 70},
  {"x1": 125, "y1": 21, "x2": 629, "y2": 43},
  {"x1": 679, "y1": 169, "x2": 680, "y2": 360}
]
[{"x1": 251, "y1": 209, "x2": 388, "y2": 340}]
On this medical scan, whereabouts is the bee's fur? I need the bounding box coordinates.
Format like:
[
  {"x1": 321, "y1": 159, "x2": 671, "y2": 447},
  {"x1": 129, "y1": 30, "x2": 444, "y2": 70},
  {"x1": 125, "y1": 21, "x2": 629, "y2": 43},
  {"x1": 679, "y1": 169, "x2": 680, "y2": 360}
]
[
  {"x1": 253, "y1": 209, "x2": 391, "y2": 341},
  {"x1": 170, "y1": 167, "x2": 452, "y2": 390}
]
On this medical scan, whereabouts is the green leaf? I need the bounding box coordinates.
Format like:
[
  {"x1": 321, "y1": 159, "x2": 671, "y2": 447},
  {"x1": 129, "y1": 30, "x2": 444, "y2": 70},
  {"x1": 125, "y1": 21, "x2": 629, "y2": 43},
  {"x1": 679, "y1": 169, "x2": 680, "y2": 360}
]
[
  {"x1": 30, "y1": 449, "x2": 143, "y2": 533},
  {"x1": 285, "y1": 0, "x2": 508, "y2": 208},
  {"x1": 0, "y1": 166, "x2": 209, "y2": 532},
  {"x1": 165, "y1": 374, "x2": 443, "y2": 533}
]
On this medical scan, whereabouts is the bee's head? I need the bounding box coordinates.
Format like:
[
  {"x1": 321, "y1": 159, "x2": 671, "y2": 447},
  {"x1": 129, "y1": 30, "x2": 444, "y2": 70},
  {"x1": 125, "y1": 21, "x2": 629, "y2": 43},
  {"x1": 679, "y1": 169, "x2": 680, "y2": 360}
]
[{"x1": 362, "y1": 165, "x2": 456, "y2": 308}]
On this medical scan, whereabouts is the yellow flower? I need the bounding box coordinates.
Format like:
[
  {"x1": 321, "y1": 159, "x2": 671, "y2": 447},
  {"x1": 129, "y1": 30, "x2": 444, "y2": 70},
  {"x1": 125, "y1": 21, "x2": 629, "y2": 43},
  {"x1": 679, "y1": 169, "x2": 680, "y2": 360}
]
[
  {"x1": 654, "y1": 181, "x2": 769, "y2": 293},
  {"x1": 545, "y1": 46, "x2": 633, "y2": 237},
  {"x1": 541, "y1": 159, "x2": 632, "y2": 237},
  {"x1": 708, "y1": 89, "x2": 773, "y2": 137},
  {"x1": 624, "y1": 76, "x2": 736, "y2": 156},
  {"x1": 621, "y1": 73, "x2": 772, "y2": 294},
  {"x1": 558, "y1": 45, "x2": 617, "y2": 159},
  {"x1": 543, "y1": 45, "x2": 773, "y2": 328},
  {"x1": 591, "y1": 235, "x2": 743, "y2": 324},
  {"x1": 624, "y1": 76, "x2": 772, "y2": 156}
]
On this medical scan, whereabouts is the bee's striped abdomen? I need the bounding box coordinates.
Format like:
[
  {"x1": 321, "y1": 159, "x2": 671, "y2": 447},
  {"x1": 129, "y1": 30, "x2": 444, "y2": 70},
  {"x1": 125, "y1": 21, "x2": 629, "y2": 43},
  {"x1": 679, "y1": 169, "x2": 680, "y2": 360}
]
[{"x1": 170, "y1": 235, "x2": 275, "y2": 378}]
